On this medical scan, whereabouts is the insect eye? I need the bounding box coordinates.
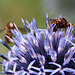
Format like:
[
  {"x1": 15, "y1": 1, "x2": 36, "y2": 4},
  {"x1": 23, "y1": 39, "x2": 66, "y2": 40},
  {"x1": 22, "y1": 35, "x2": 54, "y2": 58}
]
[{"x1": 7, "y1": 22, "x2": 14, "y2": 29}]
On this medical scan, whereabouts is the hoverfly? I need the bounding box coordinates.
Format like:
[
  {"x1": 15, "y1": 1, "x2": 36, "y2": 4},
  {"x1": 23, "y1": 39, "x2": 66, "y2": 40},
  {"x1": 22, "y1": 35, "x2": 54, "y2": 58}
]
[
  {"x1": 0, "y1": 22, "x2": 25, "y2": 43},
  {"x1": 48, "y1": 18, "x2": 74, "y2": 32}
]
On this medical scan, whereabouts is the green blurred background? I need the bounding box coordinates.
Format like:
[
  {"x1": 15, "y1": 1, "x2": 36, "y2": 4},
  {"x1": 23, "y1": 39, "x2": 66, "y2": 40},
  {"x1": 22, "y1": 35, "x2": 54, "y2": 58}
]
[{"x1": 0, "y1": 0, "x2": 75, "y2": 71}]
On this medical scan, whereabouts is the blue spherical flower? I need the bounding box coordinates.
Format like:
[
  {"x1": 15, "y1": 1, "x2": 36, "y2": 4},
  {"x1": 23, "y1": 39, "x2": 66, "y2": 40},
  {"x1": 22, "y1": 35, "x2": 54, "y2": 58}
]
[{"x1": 0, "y1": 13, "x2": 75, "y2": 75}]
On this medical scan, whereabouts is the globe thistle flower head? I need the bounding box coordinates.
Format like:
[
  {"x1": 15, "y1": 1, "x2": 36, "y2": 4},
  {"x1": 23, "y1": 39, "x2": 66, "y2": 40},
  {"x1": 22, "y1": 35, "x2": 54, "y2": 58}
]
[{"x1": 0, "y1": 13, "x2": 75, "y2": 75}]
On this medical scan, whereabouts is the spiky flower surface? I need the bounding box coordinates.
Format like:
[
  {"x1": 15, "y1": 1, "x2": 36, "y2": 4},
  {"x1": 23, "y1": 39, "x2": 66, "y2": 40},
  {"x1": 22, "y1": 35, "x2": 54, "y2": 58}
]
[{"x1": 0, "y1": 14, "x2": 75, "y2": 75}]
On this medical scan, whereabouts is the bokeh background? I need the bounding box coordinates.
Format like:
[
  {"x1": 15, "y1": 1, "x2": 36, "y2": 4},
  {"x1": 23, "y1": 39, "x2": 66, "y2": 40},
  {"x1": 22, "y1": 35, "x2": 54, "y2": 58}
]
[{"x1": 0, "y1": 0, "x2": 75, "y2": 71}]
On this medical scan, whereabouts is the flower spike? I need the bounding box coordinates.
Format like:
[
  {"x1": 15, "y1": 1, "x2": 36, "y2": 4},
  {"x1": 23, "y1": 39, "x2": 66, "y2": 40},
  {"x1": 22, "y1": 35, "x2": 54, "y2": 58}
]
[
  {"x1": 0, "y1": 39, "x2": 11, "y2": 50},
  {"x1": 0, "y1": 14, "x2": 75, "y2": 75},
  {"x1": 21, "y1": 18, "x2": 28, "y2": 33}
]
